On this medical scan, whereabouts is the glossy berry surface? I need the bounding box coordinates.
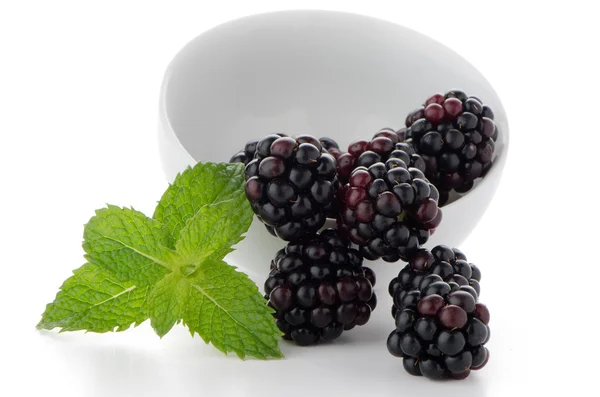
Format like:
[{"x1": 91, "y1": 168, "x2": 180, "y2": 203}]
[
  {"x1": 387, "y1": 245, "x2": 490, "y2": 379},
  {"x1": 242, "y1": 134, "x2": 340, "y2": 240},
  {"x1": 232, "y1": 135, "x2": 340, "y2": 164},
  {"x1": 229, "y1": 133, "x2": 287, "y2": 165},
  {"x1": 265, "y1": 229, "x2": 376, "y2": 345},
  {"x1": 336, "y1": 156, "x2": 442, "y2": 262},
  {"x1": 404, "y1": 90, "x2": 498, "y2": 203},
  {"x1": 319, "y1": 136, "x2": 343, "y2": 159},
  {"x1": 335, "y1": 128, "x2": 427, "y2": 184},
  {"x1": 389, "y1": 245, "x2": 481, "y2": 302}
]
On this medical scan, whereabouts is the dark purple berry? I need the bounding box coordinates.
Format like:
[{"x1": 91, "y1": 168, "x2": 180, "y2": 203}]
[
  {"x1": 291, "y1": 328, "x2": 319, "y2": 346},
  {"x1": 474, "y1": 303, "x2": 490, "y2": 325},
  {"x1": 414, "y1": 317, "x2": 438, "y2": 341},
  {"x1": 266, "y1": 229, "x2": 375, "y2": 345},
  {"x1": 354, "y1": 304, "x2": 371, "y2": 325},
  {"x1": 296, "y1": 283, "x2": 318, "y2": 309},
  {"x1": 447, "y1": 291, "x2": 476, "y2": 313},
  {"x1": 387, "y1": 245, "x2": 489, "y2": 379},
  {"x1": 387, "y1": 330, "x2": 405, "y2": 357},
  {"x1": 284, "y1": 307, "x2": 308, "y2": 326},
  {"x1": 310, "y1": 306, "x2": 333, "y2": 328},
  {"x1": 471, "y1": 346, "x2": 489, "y2": 369},
  {"x1": 419, "y1": 358, "x2": 446, "y2": 380},
  {"x1": 270, "y1": 137, "x2": 297, "y2": 158},
  {"x1": 400, "y1": 332, "x2": 422, "y2": 358},
  {"x1": 423, "y1": 281, "x2": 451, "y2": 297},
  {"x1": 402, "y1": 357, "x2": 422, "y2": 376},
  {"x1": 417, "y1": 294, "x2": 445, "y2": 317},
  {"x1": 437, "y1": 330, "x2": 466, "y2": 356},
  {"x1": 322, "y1": 323, "x2": 344, "y2": 340},
  {"x1": 242, "y1": 134, "x2": 339, "y2": 240},
  {"x1": 445, "y1": 350, "x2": 473, "y2": 374},
  {"x1": 270, "y1": 284, "x2": 294, "y2": 312},
  {"x1": 336, "y1": 278, "x2": 358, "y2": 302},
  {"x1": 466, "y1": 318, "x2": 489, "y2": 346},
  {"x1": 410, "y1": 249, "x2": 436, "y2": 272},
  {"x1": 336, "y1": 302, "x2": 358, "y2": 324},
  {"x1": 405, "y1": 91, "x2": 498, "y2": 201},
  {"x1": 395, "y1": 309, "x2": 416, "y2": 332},
  {"x1": 438, "y1": 305, "x2": 468, "y2": 329}
]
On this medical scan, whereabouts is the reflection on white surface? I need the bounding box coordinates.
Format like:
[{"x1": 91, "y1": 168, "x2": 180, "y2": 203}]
[{"x1": 22, "y1": 293, "x2": 507, "y2": 397}]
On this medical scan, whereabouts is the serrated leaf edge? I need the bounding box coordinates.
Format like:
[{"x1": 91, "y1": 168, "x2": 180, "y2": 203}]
[
  {"x1": 185, "y1": 278, "x2": 284, "y2": 360},
  {"x1": 36, "y1": 264, "x2": 151, "y2": 333}
]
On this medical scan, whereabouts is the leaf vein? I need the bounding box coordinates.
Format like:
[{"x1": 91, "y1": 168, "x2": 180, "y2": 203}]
[
  {"x1": 189, "y1": 281, "x2": 278, "y2": 355},
  {"x1": 95, "y1": 231, "x2": 172, "y2": 270}
]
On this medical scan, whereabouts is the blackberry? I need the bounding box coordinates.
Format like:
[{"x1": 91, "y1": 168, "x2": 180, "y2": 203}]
[
  {"x1": 404, "y1": 90, "x2": 498, "y2": 204},
  {"x1": 336, "y1": 160, "x2": 442, "y2": 262},
  {"x1": 336, "y1": 128, "x2": 426, "y2": 184},
  {"x1": 387, "y1": 246, "x2": 489, "y2": 379},
  {"x1": 387, "y1": 290, "x2": 490, "y2": 379},
  {"x1": 244, "y1": 134, "x2": 340, "y2": 241},
  {"x1": 264, "y1": 229, "x2": 376, "y2": 345},
  {"x1": 388, "y1": 245, "x2": 482, "y2": 307}
]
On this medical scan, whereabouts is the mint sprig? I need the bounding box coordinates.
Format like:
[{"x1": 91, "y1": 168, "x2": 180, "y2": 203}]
[{"x1": 38, "y1": 162, "x2": 283, "y2": 360}]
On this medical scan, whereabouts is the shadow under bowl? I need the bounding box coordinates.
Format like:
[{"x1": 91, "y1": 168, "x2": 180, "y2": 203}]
[{"x1": 158, "y1": 10, "x2": 509, "y2": 284}]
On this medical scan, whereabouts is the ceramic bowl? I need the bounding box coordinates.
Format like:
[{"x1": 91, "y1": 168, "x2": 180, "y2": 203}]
[{"x1": 158, "y1": 10, "x2": 509, "y2": 283}]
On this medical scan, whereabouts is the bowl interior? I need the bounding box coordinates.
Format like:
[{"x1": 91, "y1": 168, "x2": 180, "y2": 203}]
[
  {"x1": 162, "y1": 11, "x2": 507, "y2": 170},
  {"x1": 159, "y1": 11, "x2": 509, "y2": 283}
]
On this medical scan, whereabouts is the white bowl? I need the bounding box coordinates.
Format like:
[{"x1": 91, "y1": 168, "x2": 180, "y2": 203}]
[{"x1": 158, "y1": 10, "x2": 509, "y2": 283}]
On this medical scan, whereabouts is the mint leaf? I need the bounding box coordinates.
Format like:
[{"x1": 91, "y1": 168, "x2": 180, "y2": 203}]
[
  {"x1": 183, "y1": 259, "x2": 283, "y2": 359},
  {"x1": 153, "y1": 162, "x2": 246, "y2": 241},
  {"x1": 39, "y1": 162, "x2": 283, "y2": 360},
  {"x1": 176, "y1": 197, "x2": 253, "y2": 264},
  {"x1": 37, "y1": 262, "x2": 150, "y2": 332},
  {"x1": 148, "y1": 272, "x2": 190, "y2": 337},
  {"x1": 83, "y1": 205, "x2": 176, "y2": 284}
]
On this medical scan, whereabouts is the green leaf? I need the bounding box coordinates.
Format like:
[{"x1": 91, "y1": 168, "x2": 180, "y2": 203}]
[
  {"x1": 153, "y1": 162, "x2": 246, "y2": 241},
  {"x1": 176, "y1": 197, "x2": 253, "y2": 264},
  {"x1": 183, "y1": 259, "x2": 283, "y2": 360},
  {"x1": 83, "y1": 205, "x2": 176, "y2": 284},
  {"x1": 148, "y1": 272, "x2": 189, "y2": 337},
  {"x1": 37, "y1": 262, "x2": 150, "y2": 332},
  {"x1": 39, "y1": 162, "x2": 283, "y2": 360}
]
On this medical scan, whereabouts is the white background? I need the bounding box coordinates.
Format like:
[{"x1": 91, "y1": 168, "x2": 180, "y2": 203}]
[{"x1": 1, "y1": 1, "x2": 598, "y2": 396}]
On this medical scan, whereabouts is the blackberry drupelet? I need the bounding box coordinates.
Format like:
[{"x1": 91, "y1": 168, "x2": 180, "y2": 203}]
[
  {"x1": 244, "y1": 134, "x2": 340, "y2": 241},
  {"x1": 229, "y1": 133, "x2": 287, "y2": 165},
  {"x1": 336, "y1": 159, "x2": 442, "y2": 262},
  {"x1": 404, "y1": 90, "x2": 498, "y2": 204},
  {"x1": 387, "y1": 246, "x2": 489, "y2": 379},
  {"x1": 264, "y1": 229, "x2": 376, "y2": 345},
  {"x1": 229, "y1": 139, "x2": 259, "y2": 165},
  {"x1": 389, "y1": 245, "x2": 482, "y2": 316},
  {"x1": 230, "y1": 135, "x2": 340, "y2": 165},
  {"x1": 336, "y1": 128, "x2": 426, "y2": 184},
  {"x1": 319, "y1": 136, "x2": 343, "y2": 159}
]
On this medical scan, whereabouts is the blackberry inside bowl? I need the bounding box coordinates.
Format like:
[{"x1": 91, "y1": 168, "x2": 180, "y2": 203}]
[{"x1": 158, "y1": 10, "x2": 509, "y2": 283}]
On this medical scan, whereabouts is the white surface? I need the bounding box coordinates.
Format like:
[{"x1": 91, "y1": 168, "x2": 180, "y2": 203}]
[
  {"x1": 158, "y1": 10, "x2": 509, "y2": 285},
  {"x1": 1, "y1": 1, "x2": 599, "y2": 396}
]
